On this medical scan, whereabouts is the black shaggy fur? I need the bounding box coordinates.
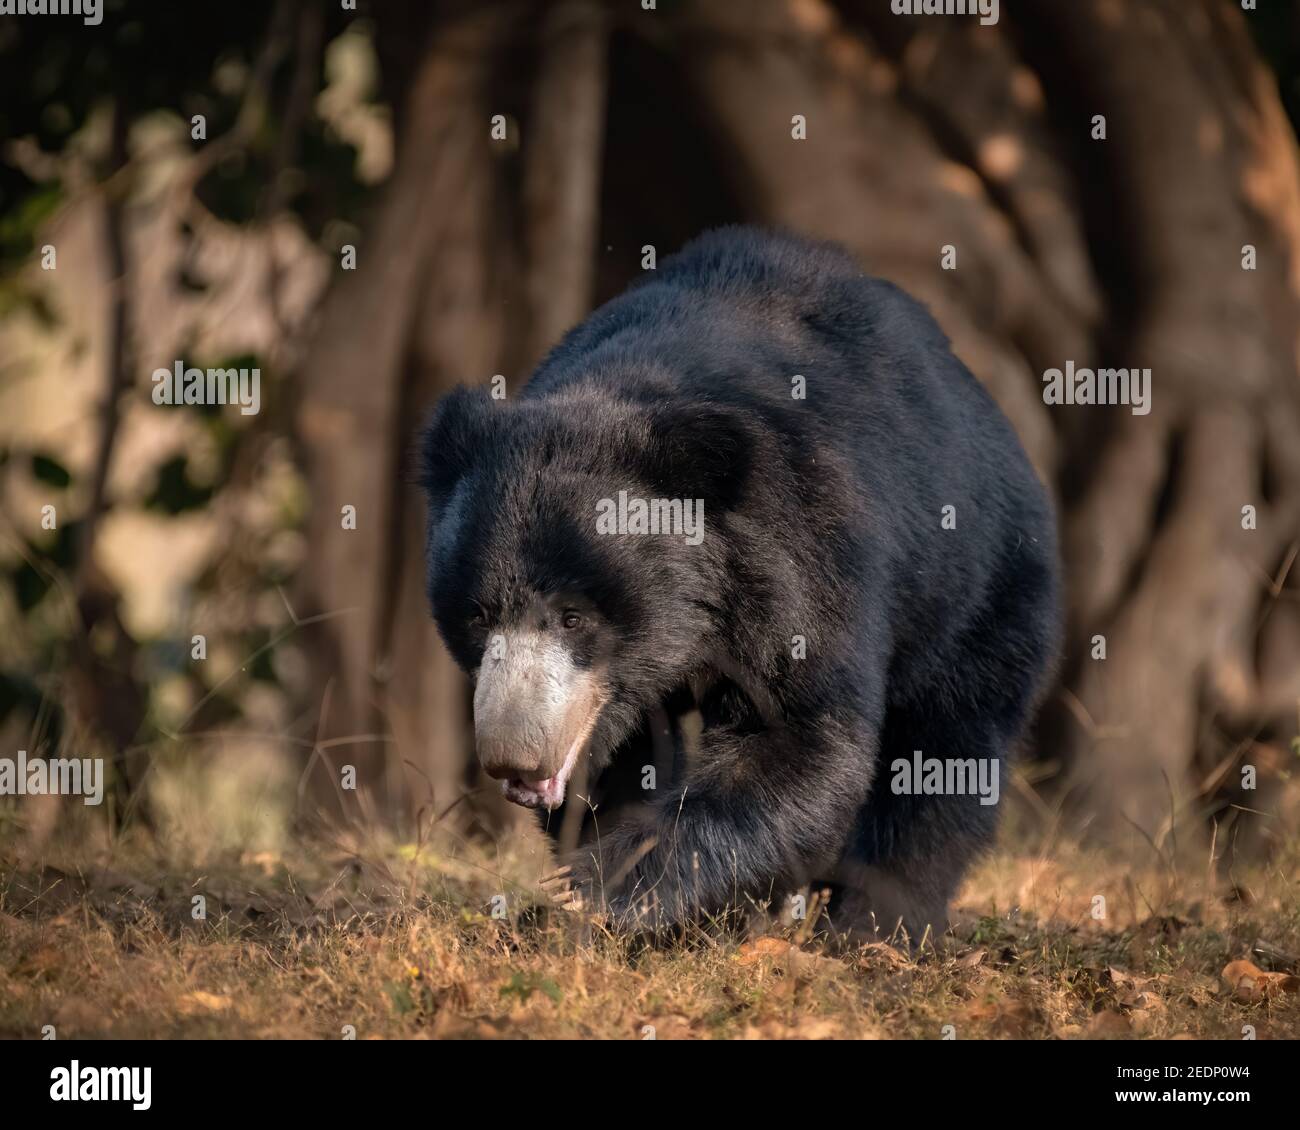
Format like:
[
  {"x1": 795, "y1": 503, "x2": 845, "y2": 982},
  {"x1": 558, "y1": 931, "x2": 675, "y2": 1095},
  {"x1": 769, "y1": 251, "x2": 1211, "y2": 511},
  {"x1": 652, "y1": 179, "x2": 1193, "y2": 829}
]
[{"x1": 420, "y1": 227, "x2": 1061, "y2": 940}]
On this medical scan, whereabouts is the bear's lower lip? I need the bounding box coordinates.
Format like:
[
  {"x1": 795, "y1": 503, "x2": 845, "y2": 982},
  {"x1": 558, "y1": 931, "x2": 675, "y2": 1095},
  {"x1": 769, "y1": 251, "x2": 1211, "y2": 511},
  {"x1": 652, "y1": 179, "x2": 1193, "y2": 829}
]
[{"x1": 502, "y1": 746, "x2": 580, "y2": 811}]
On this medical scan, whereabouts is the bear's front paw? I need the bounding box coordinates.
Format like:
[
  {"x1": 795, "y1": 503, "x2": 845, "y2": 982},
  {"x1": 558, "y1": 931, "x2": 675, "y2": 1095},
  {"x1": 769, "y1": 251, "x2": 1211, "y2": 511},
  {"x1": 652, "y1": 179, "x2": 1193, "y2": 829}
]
[
  {"x1": 540, "y1": 859, "x2": 665, "y2": 932},
  {"x1": 539, "y1": 863, "x2": 590, "y2": 914}
]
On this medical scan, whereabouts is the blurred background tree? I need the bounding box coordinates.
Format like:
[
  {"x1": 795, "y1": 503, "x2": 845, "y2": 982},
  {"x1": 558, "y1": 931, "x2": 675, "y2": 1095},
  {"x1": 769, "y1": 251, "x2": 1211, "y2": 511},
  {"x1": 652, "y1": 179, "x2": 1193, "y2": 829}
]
[{"x1": 3, "y1": 0, "x2": 1299, "y2": 866}]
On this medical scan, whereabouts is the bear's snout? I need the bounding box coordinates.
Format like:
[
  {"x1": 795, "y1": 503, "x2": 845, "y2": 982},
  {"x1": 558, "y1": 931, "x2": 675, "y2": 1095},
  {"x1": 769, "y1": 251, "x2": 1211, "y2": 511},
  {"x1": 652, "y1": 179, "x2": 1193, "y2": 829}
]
[{"x1": 472, "y1": 630, "x2": 606, "y2": 809}]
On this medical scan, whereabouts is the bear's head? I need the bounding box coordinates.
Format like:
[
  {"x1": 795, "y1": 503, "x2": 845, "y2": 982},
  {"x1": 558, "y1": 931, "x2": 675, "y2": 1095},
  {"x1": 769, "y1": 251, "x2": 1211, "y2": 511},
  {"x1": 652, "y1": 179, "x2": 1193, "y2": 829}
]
[{"x1": 417, "y1": 382, "x2": 754, "y2": 810}]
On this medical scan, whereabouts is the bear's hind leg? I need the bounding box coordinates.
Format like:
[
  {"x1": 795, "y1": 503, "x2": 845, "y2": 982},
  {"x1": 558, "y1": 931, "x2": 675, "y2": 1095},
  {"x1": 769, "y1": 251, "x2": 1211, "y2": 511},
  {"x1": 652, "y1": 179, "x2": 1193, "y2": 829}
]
[{"x1": 825, "y1": 706, "x2": 1010, "y2": 948}]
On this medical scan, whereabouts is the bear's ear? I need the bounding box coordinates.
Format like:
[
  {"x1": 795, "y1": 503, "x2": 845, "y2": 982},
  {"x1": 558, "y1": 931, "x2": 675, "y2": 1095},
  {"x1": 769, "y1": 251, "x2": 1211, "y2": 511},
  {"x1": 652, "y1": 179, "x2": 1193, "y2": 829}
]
[
  {"x1": 641, "y1": 402, "x2": 753, "y2": 510},
  {"x1": 417, "y1": 385, "x2": 498, "y2": 508}
]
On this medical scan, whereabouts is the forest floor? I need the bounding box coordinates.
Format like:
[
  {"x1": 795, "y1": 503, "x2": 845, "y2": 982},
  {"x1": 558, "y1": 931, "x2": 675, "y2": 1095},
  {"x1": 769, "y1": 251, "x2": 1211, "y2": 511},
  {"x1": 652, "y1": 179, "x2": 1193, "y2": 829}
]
[{"x1": 3, "y1": 812, "x2": 1299, "y2": 1041}]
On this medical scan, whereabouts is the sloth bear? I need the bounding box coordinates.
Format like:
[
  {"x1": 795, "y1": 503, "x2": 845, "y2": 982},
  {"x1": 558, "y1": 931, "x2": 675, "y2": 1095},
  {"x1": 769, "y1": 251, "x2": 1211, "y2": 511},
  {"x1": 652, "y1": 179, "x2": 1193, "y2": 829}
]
[{"x1": 420, "y1": 227, "x2": 1060, "y2": 941}]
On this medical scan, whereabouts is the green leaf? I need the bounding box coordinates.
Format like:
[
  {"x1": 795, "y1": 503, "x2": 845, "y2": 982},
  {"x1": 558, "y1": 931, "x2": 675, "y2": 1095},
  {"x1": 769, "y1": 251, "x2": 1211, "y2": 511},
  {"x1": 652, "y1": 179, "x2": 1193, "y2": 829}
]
[
  {"x1": 383, "y1": 981, "x2": 414, "y2": 1015},
  {"x1": 499, "y1": 971, "x2": 562, "y2": 1005}
]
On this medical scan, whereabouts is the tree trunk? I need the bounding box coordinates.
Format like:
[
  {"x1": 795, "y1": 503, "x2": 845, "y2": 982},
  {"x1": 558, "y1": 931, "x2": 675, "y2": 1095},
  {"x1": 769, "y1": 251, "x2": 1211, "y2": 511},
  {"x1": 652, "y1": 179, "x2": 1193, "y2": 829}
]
[{"x1": 295, "y1": 3, "x2": 520, "y2": 829}]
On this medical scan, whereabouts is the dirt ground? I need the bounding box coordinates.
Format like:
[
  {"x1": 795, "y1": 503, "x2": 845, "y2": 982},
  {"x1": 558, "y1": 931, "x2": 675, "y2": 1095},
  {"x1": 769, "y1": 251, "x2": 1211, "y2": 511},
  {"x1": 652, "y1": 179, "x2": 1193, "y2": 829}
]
[{"x1": 3, "y1": 814, "x2": 1297, "y2": 1040}]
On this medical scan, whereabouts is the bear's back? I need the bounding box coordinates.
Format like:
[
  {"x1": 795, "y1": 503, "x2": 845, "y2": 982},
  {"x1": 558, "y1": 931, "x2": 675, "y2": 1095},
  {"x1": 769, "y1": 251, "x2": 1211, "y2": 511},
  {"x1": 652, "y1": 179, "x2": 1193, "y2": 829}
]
[{"x1": 525, "y1": 227, "x2": 955, "y2": 407}]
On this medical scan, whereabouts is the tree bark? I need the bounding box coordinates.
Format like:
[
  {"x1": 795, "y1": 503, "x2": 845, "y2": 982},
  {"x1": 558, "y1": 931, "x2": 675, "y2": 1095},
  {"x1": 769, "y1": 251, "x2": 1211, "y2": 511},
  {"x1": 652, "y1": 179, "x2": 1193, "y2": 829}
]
[{"x1": 295, "y1": 4, "x2": 518, "y2": 827}]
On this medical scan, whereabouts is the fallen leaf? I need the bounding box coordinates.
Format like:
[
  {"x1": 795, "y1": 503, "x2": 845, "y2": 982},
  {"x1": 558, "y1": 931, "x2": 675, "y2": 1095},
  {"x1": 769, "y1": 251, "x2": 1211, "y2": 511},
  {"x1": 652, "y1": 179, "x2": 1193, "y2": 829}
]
[
  {"x1": 737, "y1": 936, "x2": 842, "y2": 979},
  {"x1": 1120, "y1": 989, "x2": 1164, "y2": 1012},
  {"x1": 736, "y1": 936, "x2": 792, "y2": 966},
  {"x1": 850, "y1": 941, "x2": 912, "y2": 972},
  {"x1": 1221, "y1": 960, "x2": 1299, "y2": 1003}
]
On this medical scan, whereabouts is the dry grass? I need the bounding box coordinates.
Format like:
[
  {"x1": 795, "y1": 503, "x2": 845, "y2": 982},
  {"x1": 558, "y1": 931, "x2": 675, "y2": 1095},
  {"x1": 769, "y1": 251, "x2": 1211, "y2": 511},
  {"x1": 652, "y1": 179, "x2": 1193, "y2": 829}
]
[{"x1": 3, "y1": 812, "x2": 1298, "y2": 1040}]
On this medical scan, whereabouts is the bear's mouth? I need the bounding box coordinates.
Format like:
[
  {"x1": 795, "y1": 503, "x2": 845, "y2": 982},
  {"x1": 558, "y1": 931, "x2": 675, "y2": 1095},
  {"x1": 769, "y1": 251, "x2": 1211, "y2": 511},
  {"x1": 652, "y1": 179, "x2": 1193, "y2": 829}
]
[
  {"x1": 500, "y1": 702, "x2": 604, "y2": 811},
  {"x1": 501, "y1": 746, "x2": 581, "y2": 810}
]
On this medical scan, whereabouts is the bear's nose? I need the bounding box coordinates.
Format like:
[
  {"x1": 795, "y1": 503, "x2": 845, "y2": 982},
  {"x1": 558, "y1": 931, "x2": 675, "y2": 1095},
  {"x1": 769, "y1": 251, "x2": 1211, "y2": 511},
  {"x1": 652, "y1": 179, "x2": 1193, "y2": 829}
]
[
  {"x1": 475, "y1": 699, "x2": 551, "y2": 780},
  {"x1": 476, "y1": 737, "x2": 544, "y2": 781}
]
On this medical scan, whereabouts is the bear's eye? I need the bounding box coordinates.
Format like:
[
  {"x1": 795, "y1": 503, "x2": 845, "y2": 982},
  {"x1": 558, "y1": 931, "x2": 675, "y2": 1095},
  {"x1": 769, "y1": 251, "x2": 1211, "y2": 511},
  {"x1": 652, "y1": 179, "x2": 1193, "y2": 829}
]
[{"x1": 561, "y1": 611, "x2": 582, "y2": 630}]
